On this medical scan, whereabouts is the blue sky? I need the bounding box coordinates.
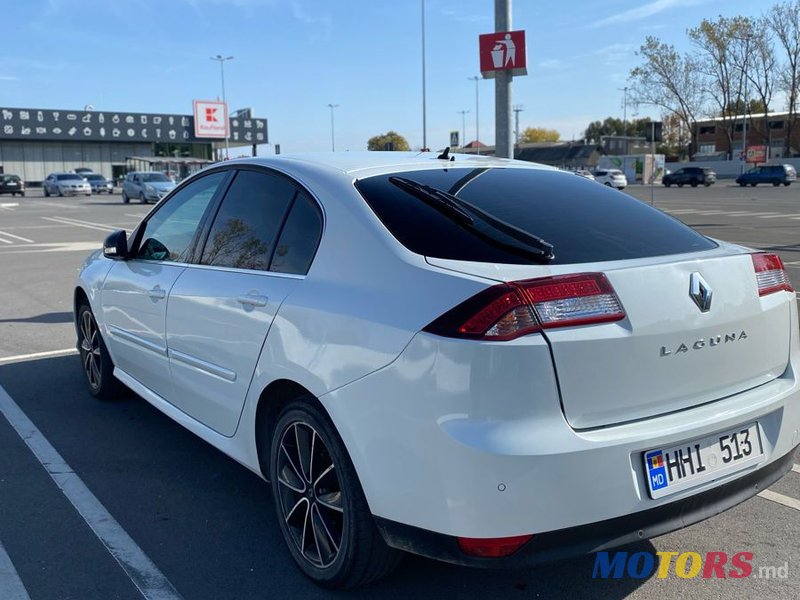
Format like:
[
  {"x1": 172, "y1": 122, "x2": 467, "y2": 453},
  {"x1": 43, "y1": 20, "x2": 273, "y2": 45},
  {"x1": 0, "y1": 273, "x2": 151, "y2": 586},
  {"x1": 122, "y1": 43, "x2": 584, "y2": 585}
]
[{"x1": 0, "y1": 0, "x2": 772, "y2": 153}]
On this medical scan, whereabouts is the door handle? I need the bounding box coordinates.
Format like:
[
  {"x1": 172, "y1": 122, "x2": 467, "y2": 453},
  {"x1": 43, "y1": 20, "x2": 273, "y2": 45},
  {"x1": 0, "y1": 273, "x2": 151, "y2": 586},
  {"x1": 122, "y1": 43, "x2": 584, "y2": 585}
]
[
  {"x1": 147, "y1": 286, "x2": 166, "y2": 300},
  {"x1": 237, "y1": 294, "x2": 268, "y2": 308}
]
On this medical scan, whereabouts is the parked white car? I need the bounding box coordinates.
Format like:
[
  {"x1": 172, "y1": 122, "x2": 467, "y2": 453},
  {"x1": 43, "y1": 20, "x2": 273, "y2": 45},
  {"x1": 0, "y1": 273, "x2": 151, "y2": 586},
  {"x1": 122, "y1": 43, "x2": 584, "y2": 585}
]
[
  {"x1": 74, "y1": 152, "x2": 800, "y2": 588},
  {"x1": 594, "y1": 168, "x2": 628, "y2": 189}
]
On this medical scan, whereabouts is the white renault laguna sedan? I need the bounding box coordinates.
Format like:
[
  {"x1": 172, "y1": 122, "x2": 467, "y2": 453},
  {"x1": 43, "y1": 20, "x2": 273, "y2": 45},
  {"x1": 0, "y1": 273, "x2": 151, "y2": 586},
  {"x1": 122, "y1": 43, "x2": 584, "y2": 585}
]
[{"x1": 74, "y1": 152, "x2": 800, "y2": 588}]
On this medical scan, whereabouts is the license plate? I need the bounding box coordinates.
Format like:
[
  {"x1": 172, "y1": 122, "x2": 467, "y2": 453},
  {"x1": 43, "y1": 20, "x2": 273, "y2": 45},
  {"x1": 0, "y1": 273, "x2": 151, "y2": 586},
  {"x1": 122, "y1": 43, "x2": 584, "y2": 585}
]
[{"x1": 643, "y1": 423, "x2": 764, "y2": 499}]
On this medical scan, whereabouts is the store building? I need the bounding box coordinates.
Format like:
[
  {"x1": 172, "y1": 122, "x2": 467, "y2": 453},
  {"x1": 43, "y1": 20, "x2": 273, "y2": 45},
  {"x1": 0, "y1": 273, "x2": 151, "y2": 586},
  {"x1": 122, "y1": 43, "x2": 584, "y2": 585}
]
[{"x1": 0, "y1": 104, "x2": 268, "y2": 184}]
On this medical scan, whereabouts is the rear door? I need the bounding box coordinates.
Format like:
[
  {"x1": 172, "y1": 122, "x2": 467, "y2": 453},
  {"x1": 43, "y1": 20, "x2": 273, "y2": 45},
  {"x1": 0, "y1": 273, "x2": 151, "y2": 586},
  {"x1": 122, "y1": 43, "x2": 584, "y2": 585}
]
[{"x1": 165, "y1": 168, "x2": 324, "y2": 436}]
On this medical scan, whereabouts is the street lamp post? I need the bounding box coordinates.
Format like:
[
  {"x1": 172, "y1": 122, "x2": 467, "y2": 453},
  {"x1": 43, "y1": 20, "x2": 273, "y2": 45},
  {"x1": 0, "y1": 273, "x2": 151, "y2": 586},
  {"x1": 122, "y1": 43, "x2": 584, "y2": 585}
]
[
  {"x1": 421, "y1": 0, "x2": 427, "y2": 151},
  {"x1": 327, "y1": 103, "x2": 339, "y2": 152},
  {"x1": 513, "y1": 104, "x2": 524, "y2": 146},
  {"x1": 210, "y1": 54, "x2": 234, "y2": 159},
  {"x1": 468, "y1": 76, "x2": 480, "y2": 155},
  {"x1": 457, "y1": 110, "x2": 470, "y2": 149}
]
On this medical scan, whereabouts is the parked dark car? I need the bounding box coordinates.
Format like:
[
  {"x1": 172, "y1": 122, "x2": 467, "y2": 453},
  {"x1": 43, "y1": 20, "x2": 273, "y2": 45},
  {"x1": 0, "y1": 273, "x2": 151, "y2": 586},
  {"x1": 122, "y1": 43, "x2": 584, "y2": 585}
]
[
  {"x1": 736, "y1": 164, "x2": 797, "y2": 187},
  {"x1": 663, "y1": 167, "x2": 716, "y2": 188},
  {"x1": 0, "y1": 174, "x2": 24, "y2": 196},
  {"x1": 84, "y1": 174, "x2": 114, "y2": 194}
]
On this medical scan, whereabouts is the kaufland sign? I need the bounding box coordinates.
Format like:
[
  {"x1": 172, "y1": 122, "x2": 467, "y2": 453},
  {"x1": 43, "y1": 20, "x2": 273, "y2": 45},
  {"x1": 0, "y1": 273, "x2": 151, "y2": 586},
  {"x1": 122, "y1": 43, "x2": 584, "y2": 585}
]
[
  {"x1": 193, "y1": 100, "x2": 229, "y2": 139},
  {"x1": 479, "y1": 30, "x2": 527, "y2": 78}
]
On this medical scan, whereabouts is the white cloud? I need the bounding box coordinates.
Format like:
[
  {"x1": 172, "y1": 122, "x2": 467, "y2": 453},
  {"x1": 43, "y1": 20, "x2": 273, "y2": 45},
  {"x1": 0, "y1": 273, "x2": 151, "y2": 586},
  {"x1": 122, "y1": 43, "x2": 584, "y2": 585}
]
[
  {"x1": 588, "y1": 0, "x2": 712, "y2": 29},
  {"x1": 0, "y1": 75, "x2": 19, "y2": 81},
  {"x1": 538, "y1": 59, "x2": 565, "y2": 70}
]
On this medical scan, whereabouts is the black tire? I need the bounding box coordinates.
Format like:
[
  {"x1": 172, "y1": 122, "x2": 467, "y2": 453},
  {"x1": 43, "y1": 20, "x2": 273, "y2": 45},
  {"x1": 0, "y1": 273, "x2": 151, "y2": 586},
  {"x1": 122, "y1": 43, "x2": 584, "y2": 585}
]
[
  {"x1": 704, "y1": 182, "x2": 711, "y2": 187},
  {"x1": 750, "y1": 183, "x2": 757, "y2": 187},
  {"x1": 44, "y1": 186, "x2": 50, "y2": 197},
  {"x1": 139, "y1": 192, "x2": 146, "y2": 204},
  {"x1": 739, "y1": 182, "x2": 747, "y2": 187},
  {"x1": 604, "y1": 182, "x2": 611, "y2": 187},
  {"x1": 76, "y1": 303, "x2": 121, "y2": 400},
  {"x1": 267, "y1": 400, "x2": 402, "y2": 589},
  {"x1": 122, "y1": 191, "x2": 129, "y2": 204},
  {"x1": 784, "y1": 182, "x2": 791, "y2": 186}
]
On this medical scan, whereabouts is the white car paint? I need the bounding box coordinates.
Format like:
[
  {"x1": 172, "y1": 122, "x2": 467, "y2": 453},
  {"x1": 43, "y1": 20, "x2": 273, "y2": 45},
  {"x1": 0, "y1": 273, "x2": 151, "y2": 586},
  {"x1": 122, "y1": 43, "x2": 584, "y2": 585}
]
[{"x1": 75, "y1": 152, "x2": 800, "y2": 565}]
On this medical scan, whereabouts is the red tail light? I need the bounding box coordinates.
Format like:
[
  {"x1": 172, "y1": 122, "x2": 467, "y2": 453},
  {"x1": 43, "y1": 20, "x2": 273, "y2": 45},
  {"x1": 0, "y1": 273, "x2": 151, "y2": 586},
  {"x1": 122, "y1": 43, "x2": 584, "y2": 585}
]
[
  {"x1": 424, "y1": 273, "x2": 625, "y2": 341},
  {"x1": 752, "y1": 253, "x2": 793, "y2": 296},
  {"x1": 457, "y1": 534, "x2": 533, "y2": 558}
]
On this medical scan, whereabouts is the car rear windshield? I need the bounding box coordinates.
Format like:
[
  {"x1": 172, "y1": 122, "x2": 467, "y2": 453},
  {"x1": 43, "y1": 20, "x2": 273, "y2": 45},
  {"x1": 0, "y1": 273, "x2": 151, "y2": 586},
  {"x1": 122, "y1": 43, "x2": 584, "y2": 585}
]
[
  {"x1": 354, "y1": 167, "x2": 717, "y2": 265},
  {"x1": 57, "y1": 174, "x2": 82, "y2": 181}
]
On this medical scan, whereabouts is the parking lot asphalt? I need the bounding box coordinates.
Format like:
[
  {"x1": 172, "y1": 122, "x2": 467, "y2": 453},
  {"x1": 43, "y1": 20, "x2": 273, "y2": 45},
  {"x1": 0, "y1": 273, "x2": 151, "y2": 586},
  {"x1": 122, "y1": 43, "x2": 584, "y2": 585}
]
[{"x1": 0, "y1": 186, "x2": 799, "y2": 599}]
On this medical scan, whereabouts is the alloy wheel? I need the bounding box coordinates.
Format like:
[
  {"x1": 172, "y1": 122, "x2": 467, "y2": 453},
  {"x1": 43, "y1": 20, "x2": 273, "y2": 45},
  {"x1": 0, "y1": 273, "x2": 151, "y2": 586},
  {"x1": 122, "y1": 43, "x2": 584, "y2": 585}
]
[
  {"x1": 276, "y1": 421, "x2": 344, "y2": 569},
  {"x1": 79, "y1": 309, "x2": 102, "y2": 390}
]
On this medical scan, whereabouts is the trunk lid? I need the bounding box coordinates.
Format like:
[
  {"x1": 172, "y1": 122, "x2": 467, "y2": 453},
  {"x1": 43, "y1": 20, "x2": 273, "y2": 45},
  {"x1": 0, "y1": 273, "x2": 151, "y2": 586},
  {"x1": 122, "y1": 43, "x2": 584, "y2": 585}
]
[{"x1": 428, "y1": 251, "x2": 792, "y2": 428}]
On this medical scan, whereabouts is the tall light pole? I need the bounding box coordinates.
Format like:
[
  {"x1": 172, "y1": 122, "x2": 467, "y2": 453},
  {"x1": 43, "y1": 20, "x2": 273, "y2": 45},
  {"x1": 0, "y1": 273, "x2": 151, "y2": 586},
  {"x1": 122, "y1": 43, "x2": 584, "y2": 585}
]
[
  {"x1": 457, "y1": 110, "x2": 470, "y2": 149},
  {"x1": 421, "y1": 0, "x2": 427, "y2": 150},
  {"x1": 210, "y1": 54, "x2": 233, "y2": 159},
  {"x1": 468, "y1": 76, "x2": 480, "y2": 155},
  {"x1": 327, "y1": 103, "x2": 339, "y2": 152},
  {"x1": 618, "y1": 86, "x2": 628, "y2": 138},
  {"x1": 513, "y1": 104, "x2": 525, "y2": 146}
]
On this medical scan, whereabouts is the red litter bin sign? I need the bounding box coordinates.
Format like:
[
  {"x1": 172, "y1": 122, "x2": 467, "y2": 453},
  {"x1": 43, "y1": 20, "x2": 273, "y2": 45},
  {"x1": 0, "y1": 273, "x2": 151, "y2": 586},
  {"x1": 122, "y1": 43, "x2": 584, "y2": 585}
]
[{"x1": 479, "y1": 30, "x2": 527, "y2": 78}]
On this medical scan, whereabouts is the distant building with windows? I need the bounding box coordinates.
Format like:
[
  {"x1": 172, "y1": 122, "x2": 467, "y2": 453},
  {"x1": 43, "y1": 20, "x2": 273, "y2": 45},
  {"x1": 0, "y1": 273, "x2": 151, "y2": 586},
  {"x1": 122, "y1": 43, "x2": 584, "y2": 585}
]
[
  {"x1": 693, "y1": 111, "x2": 798, "y2": 160},
  {"x1": 0, "y1": 105, "x2": 268, "y2": 184}
]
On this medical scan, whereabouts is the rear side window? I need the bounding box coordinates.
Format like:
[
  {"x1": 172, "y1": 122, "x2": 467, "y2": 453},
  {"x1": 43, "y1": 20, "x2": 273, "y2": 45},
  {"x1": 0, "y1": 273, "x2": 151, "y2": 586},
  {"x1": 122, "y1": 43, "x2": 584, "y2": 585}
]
[
  {"x1": 354, "y1": 167, "x2": 717, "y2": 265},
  {"x1": 200, "y1": 169, "x2": 296, "y2": 271},
  {"x1": 270, "y1": 192, "x2": 323, "y2": 275}
]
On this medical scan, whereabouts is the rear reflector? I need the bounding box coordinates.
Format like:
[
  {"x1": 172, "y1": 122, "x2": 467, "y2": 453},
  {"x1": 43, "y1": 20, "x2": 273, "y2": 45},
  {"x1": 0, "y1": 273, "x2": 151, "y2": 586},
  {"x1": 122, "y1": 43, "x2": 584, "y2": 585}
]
[
  {"x1": 457, "y1": 534, "x2": 533, "y2": 558},
  {"x1": 752, "y1": 253, "x2": 793, "y2": 296},
  {"x1": 424, "y1": 273, "x2": 625, "y2": 341}
]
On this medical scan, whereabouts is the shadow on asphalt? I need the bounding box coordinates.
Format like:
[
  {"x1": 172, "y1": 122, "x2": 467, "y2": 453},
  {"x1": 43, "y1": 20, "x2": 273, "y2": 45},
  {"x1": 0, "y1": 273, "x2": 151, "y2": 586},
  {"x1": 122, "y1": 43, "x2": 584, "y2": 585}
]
[
  {"x1": 0, "y1": 311, "x2": 73, "y2": 324},
  {"x1": 0, "y1": 355, "x2": 652, "y2": 599}
]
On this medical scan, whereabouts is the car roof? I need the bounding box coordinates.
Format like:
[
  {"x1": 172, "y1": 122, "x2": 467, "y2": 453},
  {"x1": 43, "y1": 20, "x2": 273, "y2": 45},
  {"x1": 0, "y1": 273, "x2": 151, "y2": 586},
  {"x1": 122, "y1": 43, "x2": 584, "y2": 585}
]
[{"x1": 216, "y1": 151, "x2": 556, "y2": 180}]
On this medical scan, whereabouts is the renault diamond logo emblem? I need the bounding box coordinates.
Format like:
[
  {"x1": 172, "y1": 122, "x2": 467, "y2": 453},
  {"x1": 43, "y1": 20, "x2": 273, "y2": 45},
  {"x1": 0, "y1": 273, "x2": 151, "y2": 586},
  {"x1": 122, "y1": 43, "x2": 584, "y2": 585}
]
[{"x1": 689, "y1": 272, "x2": 712, "y2": 312}]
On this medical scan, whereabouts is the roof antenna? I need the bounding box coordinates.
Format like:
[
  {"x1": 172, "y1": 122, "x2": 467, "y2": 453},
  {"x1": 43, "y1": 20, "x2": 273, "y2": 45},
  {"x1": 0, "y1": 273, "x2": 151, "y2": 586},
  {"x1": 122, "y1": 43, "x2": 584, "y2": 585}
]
[{"x1": 437, "y1": 146, "x2": 450, "y2": 160}]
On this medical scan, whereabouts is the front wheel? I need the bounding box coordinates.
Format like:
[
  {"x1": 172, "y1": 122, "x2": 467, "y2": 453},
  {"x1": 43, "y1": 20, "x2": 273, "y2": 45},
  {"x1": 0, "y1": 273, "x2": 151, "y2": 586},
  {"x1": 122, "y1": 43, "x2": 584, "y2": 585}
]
[
  {"x1": 268, "y1": 401, "x2": 401, "y2": 588},
  {"x1": 77, "y1": 303, "x2": 121, "y2": 400},
  {"x1": 785, "y1": 182, "x2": 792, "y2": 186},
  {"x1": 121, "y1": 191, "x2": 129, "y2": 204}
]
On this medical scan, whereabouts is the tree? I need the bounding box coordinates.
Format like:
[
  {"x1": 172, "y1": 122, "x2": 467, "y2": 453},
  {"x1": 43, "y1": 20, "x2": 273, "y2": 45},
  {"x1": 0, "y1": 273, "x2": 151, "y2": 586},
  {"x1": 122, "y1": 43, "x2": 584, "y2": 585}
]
[
  {"x1": 743, "y1": 17, "x2": 777, "y2": 149},
  {"x1": 519, "y1": 127, "x2": 560, "y2": 143},
  {"x1": 583, "y1": 116, "x2": 654, "y2": 142},
  {"x1": 629, "y1": 36, "x2": 706, "y2": 158},
  {"x1": 688, "y1": 15, "x2": 754, "y2": 158},
  {"x1": 769, "y1": 0, "x2": 800, "y2": 156},
  {"x1": 367, "y1": 131, "x2": 410, "y2": 151}
]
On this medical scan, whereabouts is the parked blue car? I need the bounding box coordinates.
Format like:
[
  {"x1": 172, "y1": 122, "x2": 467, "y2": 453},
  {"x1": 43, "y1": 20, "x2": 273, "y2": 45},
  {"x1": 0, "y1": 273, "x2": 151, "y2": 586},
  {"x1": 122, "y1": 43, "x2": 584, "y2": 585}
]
[{"x1": 736, "y1": 164, "x2": 797, "y2": 187}]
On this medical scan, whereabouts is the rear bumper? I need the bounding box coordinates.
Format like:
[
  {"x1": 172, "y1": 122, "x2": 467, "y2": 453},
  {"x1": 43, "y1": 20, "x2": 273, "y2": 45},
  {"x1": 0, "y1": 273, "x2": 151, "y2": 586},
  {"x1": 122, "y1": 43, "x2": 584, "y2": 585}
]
[
  {"x1": 375, "y1": 446, "x2": 797, "y2": 568},
  {"x1": 322, "y1": 309, "x2": 800, "y2": 539}
]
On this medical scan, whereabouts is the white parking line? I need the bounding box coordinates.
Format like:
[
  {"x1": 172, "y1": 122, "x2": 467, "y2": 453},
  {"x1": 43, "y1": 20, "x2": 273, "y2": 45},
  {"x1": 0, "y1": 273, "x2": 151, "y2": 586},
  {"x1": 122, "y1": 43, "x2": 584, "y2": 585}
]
[
  {"x1": 41, "y1": 217, "x2": 116, "y2": 233},
  {"x1": 0, "y1": 349, "x2": 78, "y2": 365},
  {"x1": 0, "y1": 231, "x2": 34, "y2": 243},
  {"x1": 0, "y1": 237, "x2": 12, "y2": 244},
  {"x1": 0, "y1": 383, "x2": 184, "y2": 600},
  {"x1": 758, "y1": 213, "x2": 800, "y2": 219},
  {"x1": 0, "y1": 539, "x2": 30, "y2": 600},
  {"x1": 758, "y1": 489, "x2": 800, "y2": 511},
  {"x1": 0, "y1": 203, "x2": 19, "y2": 209},
  {"x1": 793, "y1": 464, "x2": 800, "y2": 474}
]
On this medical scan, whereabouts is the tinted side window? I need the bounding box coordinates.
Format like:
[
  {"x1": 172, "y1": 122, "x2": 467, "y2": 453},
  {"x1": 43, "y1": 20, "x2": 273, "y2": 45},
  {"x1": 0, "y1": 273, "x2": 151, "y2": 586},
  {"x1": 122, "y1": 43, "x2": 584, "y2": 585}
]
[
  {"x1": 137, "y1": 172, "x2": 225, "y2": 262},
  {"x1": 270, "y1": 192, "x2": 323, "y2": 275},
  {"x1": 200, "y1": 169, "x2": 296, "y2": 271},
  {"x1": 354, "y1": 168, "x2": 717, "y2": 265}
]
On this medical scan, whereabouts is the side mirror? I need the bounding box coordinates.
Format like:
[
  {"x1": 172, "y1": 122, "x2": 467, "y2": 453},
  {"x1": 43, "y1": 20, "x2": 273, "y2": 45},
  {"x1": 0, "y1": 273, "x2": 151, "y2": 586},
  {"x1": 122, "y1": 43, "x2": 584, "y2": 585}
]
[{"x1": 103, "y1": 230, "x2": 129, "y2": 260}]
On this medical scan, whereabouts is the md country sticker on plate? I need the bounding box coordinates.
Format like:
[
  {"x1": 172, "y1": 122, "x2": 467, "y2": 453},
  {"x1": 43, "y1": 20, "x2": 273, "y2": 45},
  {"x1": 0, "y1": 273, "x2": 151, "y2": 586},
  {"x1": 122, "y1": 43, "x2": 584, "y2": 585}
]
[{"x1": 644, "y1": 423, "x2": 765, "y2": 499}]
